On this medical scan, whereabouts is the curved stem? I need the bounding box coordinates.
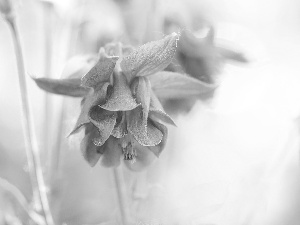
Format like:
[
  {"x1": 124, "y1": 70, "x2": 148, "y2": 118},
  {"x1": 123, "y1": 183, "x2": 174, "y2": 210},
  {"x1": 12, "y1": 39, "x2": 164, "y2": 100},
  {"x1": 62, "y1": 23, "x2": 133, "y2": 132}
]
[
  {"x1": 6, "y1": 17, "x2": 54, "y2": 225},
  {"x1": 0, "y1": 177, "x2": 42, "y2": 223}
]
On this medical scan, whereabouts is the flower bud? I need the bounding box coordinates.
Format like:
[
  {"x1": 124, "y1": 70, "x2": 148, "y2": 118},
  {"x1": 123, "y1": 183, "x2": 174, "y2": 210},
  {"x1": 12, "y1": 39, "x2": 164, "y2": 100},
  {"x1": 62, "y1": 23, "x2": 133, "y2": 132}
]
[{"x1": 0, "y1": 0, "x2": 12, "y2": 17}]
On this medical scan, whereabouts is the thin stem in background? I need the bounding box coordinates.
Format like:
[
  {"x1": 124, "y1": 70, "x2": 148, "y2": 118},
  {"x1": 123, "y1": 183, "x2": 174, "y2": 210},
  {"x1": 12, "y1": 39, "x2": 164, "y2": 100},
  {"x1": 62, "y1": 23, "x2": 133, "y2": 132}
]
[
  {"x1": 6, "y1": 17, "x2": 54, "y2": 225},
  {"x1": 47, "y1": 1, "x2": 87, "y2": 218},
  {"x1": 0, "y1": 177, "x2": 43, "y2": 224},
  {"x1": 42, "y1": 1, "x2": 53, "y2": 170},
  {"x1": 113, "y1": 167, "x2": 130, "y2": 225}
]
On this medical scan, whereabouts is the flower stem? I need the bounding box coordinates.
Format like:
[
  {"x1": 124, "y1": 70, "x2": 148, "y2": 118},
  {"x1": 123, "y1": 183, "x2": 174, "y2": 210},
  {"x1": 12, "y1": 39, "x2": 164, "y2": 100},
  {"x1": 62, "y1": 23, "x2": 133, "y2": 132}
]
[
  {"x1": 0, "y1": 177, "x2": 42, "y2": 223},
  {"x1": 42, "y1": 1, "x2": 53, "y2": 166},
  {"x1": 6, "y1": 17, "x2": 54, "y2": 225},
  {"x1": 113, "y1": 167, "x2": 130, "y2": 225}
]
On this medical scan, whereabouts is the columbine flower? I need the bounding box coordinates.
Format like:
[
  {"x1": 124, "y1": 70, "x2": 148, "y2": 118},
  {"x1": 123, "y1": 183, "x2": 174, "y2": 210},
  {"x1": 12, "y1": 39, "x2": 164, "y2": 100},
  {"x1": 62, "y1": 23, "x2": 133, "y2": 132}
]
[
  {"x1": 33, "y1": 33, "x2": 214, "y2": 169},
  {"x1": 176, "y1": 28, "x2": 248, "y2": 84},
  {"x1": 162, "y1": 15, "x2": 249, "y2": 115},
  {"x1": 164, "y1": 14, "x2": 248, "y2": 83}
]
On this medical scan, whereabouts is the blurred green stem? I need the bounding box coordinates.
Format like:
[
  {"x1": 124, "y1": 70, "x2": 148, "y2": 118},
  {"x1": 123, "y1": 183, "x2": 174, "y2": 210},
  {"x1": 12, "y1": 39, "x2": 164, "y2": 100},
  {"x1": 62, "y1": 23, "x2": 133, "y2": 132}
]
[
  {"x1": 113, "y1": 167, "x2": 130, "y2": 225},
  {"x1": 42, "y1": 1, "x2": 53, "y2": 167},
  {"x1": 7, "y1": 17, "x2": 54, "y2": 225},
  {"x1": 0, "y1": 177, "x2": 43, "y2": 223}
]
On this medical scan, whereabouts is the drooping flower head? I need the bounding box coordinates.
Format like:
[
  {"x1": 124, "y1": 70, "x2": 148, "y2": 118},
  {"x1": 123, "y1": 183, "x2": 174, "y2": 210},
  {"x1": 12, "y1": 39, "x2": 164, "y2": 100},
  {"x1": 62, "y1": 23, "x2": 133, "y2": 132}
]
[
  {"x1": 33, "y1": 33, "x2": 215, "y2": 169},
  {"x1": 161, "y1": 14, "x2": 249, "y2": 115},
  {"x1": 0, "y1": 0, "x2": 13, "y2": 20}
]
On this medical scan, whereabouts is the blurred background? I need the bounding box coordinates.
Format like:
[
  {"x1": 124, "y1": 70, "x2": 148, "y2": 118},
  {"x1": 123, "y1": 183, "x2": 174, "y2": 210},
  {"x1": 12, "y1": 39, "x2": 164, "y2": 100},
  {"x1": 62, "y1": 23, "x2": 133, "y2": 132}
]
[{"x1": 1, "y1": 0, "x2": 300, "y2": 224}]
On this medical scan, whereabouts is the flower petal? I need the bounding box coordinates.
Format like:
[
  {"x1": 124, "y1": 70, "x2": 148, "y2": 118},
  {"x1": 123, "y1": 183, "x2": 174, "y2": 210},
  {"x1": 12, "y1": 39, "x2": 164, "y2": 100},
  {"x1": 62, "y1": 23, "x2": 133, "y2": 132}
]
[
  {"x1": 121, "y1": 32, "x2": 179, "y2": 80},
  {"x1": 126, "y1": 120, "x2": 168, "y2": 171},
  {"x1": 149, "y1": 90, "x2": 164, "y2": 110},
  {"x1": 147, "y1": 120, "x2": 168, "y2": 157},
  {"x1": 124, "y1": 138, "x2": 157, "y2": 171},
  {"x1": 104, "y1": 42, "x2": 134, "y2": 58},
  {"x1": 32, "y1": 77, "x2": 89, "y2": 97},
  {"x1": 89, "y1": 106, "x2": 117, "y2": 146},
  {"x1": 100, "y1": 137, "x2": 122, "y2": 167},
  {"x1": 80, "y1": 125, "x2": 103, "y2": 167},
  {"x1": 131, "y1": 76, "x2": 151, "y2": 125},
  {"x1": 100, "y1": 73, "x2": 139, "y2": 111},
  {"x1": 149, "y1": 92, "x2": 176, "y2": 126},
  {"x1": 149, "y1": 108, "x2": 176, "y2": 126},
  {"x1": 179, "y1": 30, "x2": 216, "y2": 58},
  {"x1": 81, "y1": 48, "x2": 119, "y2": 88},
  {"x1": 127, "y1": 106, "x2": 163, "y2": 146},
  {"x1": 69, "y1": 82, "x2": 110, "y2": 135},
  {"x1": 149, "y1": 71, "x2": 217, "y2": 99},
  {"x1": 217, "y1": 46, "x2": 248, "y2": 63},
  {"x1": 111, "y1": 112, "x2": 127, "y2": 138}
]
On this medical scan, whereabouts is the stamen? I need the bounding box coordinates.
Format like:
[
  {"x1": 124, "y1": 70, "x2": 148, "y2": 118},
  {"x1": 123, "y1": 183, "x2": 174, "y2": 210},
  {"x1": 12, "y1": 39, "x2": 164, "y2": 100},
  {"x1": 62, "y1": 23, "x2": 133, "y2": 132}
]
[{"x1": 122, "y1": 142, "x2": 137, "y2": 162}]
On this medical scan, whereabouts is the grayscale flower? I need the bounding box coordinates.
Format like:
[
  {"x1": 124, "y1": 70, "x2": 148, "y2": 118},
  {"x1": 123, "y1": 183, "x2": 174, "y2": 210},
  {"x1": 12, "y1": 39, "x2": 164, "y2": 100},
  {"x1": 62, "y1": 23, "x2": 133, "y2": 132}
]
[{"x1": 33, "y1": 33, "x2": 215, "y2": 169}]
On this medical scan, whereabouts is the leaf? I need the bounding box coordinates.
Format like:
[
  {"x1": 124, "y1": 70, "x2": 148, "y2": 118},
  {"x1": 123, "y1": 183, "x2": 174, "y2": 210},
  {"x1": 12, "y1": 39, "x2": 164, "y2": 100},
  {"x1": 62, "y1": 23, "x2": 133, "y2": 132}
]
[
  {"x1": 121, "y1": 32, "x2": 179, "y2": 80},
  {"x1": 81, "y1": 48, "x2": 119, "y2": 88},
  {"x1": 80, "y1": 125, "x2": 103, "y2": 167},
  {"x1": 127, "y1": 106, "x2": 163, "y2": 147},
  {"x1": 69, "y1": 82, "x2": 110, "y2": 135},
  {"x1": 100, "y1": 73, "x2": 139, "y2": 111},
  {"x1": 149, "y1": 71, "x2": 217, "y2": 99},
  {"x1": 32, "y1": 77, "x2": 89, "y2": 97},
  {"x1": 89, "y1": 106, "x2": 117, "y2": 147},
  {"x1": 131, "y1": 76, "x2": 151, "y2": 126}
]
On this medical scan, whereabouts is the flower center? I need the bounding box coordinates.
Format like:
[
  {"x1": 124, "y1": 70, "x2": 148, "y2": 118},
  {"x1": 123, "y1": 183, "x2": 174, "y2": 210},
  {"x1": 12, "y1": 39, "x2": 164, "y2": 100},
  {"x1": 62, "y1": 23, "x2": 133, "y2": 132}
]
[{"x1": 121, "y1": 141, "x2": 137, "y2": 163}]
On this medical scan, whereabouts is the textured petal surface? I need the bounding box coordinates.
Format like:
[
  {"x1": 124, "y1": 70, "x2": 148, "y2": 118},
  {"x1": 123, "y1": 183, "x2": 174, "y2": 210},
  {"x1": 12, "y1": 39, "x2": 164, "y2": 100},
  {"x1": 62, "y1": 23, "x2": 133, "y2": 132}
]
[
  {"x1": 121, "y1": 32, "x2": 179, "y2": 80},
  {"x1": 149, "y1": 108, "x2": 176, "y2": 126},
  {"x1": 111, "y1": 112, "x2": 127, "y2": 138},
  {"x1": 125, "y1": 120, "x2": 168, "y2": 171},
  {"x1": 32, "y1": 77, "x2": 89, "y2": 97},
  {"x1": 101, "y1": 137, "x2": 122, "y2": 167},
  {"x1": 149, "y1": 92, "x2": 176, "y2": 126},
  {"x1": 69, "y1": 82, "x2": 110, "y2": 135},
  {"x1": 100, "y1": 73, "x2": 139, "y2": 111},
  {"x1": 150, "y1": 91, "x2": 164, "y2": 110},
  {"x1": 147, "y1": 120, "x2": 168, "y2": 157},
  {"x1": 80, "y1": 126, "x2": 103, "y2": 167},
  {"x1": 127, "y1": 107, "x2": 163, "y2": 146},
  {"x1": 131, "y1": 76, "x2": 151, "y2": 125},
  {"x1": 81, "y1": 48, "x2": 119, "y2": 88},
  {"x1": 89, "y1": 106, "x2": 117, "y2": 146},
  {"x1": 149, "y1": 71, "x2": 217, "y2": 99}
]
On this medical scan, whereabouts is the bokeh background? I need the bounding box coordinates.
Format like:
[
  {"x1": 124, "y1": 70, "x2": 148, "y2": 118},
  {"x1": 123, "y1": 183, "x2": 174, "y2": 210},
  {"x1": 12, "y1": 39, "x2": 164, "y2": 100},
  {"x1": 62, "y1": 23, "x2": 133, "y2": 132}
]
[{"x1": 1, "y1": 0, "x2": 300, "y2": 224}]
